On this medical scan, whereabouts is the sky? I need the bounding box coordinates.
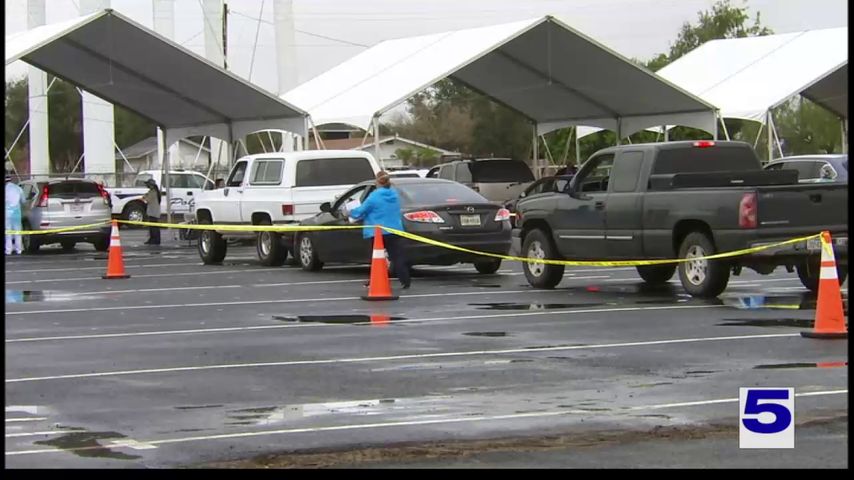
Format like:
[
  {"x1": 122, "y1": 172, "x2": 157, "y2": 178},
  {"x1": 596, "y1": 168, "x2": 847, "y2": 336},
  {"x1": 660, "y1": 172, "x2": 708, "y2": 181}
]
[{"x1": 4, "y1": 0, "x2": 849, "y2": 97}]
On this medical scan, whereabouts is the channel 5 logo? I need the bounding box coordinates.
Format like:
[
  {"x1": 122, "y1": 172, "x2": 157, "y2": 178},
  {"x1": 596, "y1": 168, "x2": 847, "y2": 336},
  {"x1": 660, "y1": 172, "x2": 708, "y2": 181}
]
[{"x1": 739, "y1": 388, "x2": 794, "y2": 448}]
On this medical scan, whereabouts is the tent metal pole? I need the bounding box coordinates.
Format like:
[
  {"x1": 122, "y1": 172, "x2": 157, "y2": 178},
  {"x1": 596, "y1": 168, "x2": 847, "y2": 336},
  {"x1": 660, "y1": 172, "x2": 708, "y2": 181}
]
[
  {"x1": 532, "y1": 125, "x2": 539, "y2": 178},
  {"x1": 373, "y1": 116, "x2": 383, "y2": 170},
  {"x1": 615, "y1": 118, "x2": 622, "y2": 146},
  {"x1": 560, "y1": 127, "x2": 572, "y2": 165},
  {"x1": 161, "y1": 130, "x2": 171, "y2": 225},
  {"x1": 719, "y1": 113, "x2": 731, "y2": 141},
  {"x1": 770, "y1": 115, "x2": 783, "y2": 158},
  {"x1": 541, "y1": 134, "x2": 554, "y2": 167},
  {"x1": 841, "y1": 119, "x2": 847, "y2": 154},
  {"x1": 662, "y1": 125, "x2": 668, "y2": 142},
  {"x1": 575, "y1": 127, "x2": 581, "y2": 165},
  {"x1": 766, "y1": 110, "x2": 773, "y2": 162},
  {"x1": 752, "y1": 122, "x2": 763, "y2": 148}
]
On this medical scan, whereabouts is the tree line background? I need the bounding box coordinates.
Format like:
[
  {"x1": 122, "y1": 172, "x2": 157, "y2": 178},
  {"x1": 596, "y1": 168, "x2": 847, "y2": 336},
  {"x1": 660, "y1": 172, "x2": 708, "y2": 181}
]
[{"x1": 5, "y1": 0, "x2": 845, "y2": 174}]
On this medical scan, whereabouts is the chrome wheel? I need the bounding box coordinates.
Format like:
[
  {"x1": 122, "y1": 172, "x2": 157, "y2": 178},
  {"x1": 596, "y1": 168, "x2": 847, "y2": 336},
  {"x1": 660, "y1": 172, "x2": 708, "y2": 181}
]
[
  {"x1": 683, "y1": 245, "x2": 707, "y2": 286},
  {"x1": 200, "y1": 231, "x2": 211, "y2": 254},
  {"x1": 128, "y1": 208, "x2": 145, "y2": 222},
  {"x1": 259, "y1": 232, "x2": 272, "y2": 256},
  {"x1": 300, "y1": 236, "x2": 313, "y2": 266},
  {"x1": 527, "y1": 240, "x2": 546, "y2": 277}
]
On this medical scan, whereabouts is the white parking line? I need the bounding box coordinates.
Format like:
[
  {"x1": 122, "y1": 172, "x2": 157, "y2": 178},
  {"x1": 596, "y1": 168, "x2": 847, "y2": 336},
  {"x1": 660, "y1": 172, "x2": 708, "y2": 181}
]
[
  {"x1": 6, "y1": 304, "x2": 723, "y2": 343},
  {"x1": 5, "y1": 430, "x2": 87, "y2": 438},
  {"x1": 4, "y1": 268, "x2": 279, "y2": 284},
  {"x1": 5, "y1": 389, "x2": 845, "y2": 456},
  {"x1": 5, "y1": 418, "x2": 47, "y2": 423},
  {"x1": 6, "y1": 331, "x2": 796, "y2": 383},
  {"x1": 11, "y1": 262, "x2": 204, "y2": 274}
]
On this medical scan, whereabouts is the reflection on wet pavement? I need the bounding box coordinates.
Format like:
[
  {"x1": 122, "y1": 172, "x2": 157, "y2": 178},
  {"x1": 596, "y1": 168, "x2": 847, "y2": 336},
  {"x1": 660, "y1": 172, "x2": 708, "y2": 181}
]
[
  {"x1": 33, "y1": 428, "x2": 141, "y2": 460},
  {"x1": 754, "y1": 362, "x2": 848, "y2": 369},
  {"x1": 5, "y1": 290, "x2": 100, "y2": 303},
  {"x1": 718, "y1": 318, "x2": 816, "y2": 328},
  {"x1": 470, "y1": 303, "x2": 604, "y2": 311},
  {"x1": 463, "y1": 331, "x2": 510, "y2": 337},
  {"x1": 272, "y1": 315, "x2": 406, "y2": 325}
]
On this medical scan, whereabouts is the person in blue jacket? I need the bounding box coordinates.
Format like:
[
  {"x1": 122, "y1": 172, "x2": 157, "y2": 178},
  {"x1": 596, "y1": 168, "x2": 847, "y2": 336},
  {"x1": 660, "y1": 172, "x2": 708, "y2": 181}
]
[{"x1": 349, "y1": 171, "x2": 410, "y2": 289}]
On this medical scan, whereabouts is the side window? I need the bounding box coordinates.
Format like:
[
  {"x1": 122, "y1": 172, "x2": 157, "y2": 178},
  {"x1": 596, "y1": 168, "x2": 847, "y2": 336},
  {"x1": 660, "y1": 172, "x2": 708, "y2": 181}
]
[
  {"x1": 455, "y1": 163, "x2": 473, "y2": 183},
  {"x1": 332, "y1": 185, "x2": 368, "y2": 213},
  {"x1": 610, "y1": 151, "x2": 645, "y2": 193},
  {"x1": 576, "y1": 154, "x2": 615, "y2": 193},
  {"x1": 765, "y1": 163, "x2": 783, "y2": 170},
  {"x1": 249, "y1": 160, "x2": 284, "y2": 185},
  {"x1": 134, "y1": 173, "x2": 153, "y2": 188},
  {"x1": 438, "y1": 164, "x2": 455, "y2": 180},
  {"x1": 168, "y1": 174, "x2": 189, "y2": 188},
  {"x1": 185, "y1": 174, "x2": 206, "y2": 189},
  {"x1": 227, "y1": 161, "x2": 248, "y2": 187},
  {"x1": 295, "y1": 157, "x2": 374, "y2": 187}
]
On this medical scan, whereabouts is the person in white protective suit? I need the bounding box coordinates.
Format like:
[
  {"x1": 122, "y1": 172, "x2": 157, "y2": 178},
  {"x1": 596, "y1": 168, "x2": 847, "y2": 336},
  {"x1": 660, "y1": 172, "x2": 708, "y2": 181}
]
[{"x1": 5, "y1": 172, "x2": 25, "y2": 255}]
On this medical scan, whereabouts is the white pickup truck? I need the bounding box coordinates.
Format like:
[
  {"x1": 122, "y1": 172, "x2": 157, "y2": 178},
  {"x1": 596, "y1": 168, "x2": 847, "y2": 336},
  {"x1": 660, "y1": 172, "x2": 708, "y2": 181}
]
[
  {"x1": 193, "y1": 150, "x2": 381, "y2": 266},
  {"x1": 107, "y1": 170, "x2": 214, "y2": 221}
]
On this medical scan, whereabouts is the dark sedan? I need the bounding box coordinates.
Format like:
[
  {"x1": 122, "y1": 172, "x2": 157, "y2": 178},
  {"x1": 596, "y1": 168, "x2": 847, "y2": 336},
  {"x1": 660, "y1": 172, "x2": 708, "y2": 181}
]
[{"x1": 295, "y1": 178, "x2": 512, "y2": 273}]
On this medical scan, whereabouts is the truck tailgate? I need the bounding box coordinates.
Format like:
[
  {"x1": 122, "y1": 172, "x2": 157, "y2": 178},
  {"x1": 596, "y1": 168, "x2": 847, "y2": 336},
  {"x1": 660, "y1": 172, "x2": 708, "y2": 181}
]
[{"x1": 757, "y1": 183, "x2": 847, "y2": 230}]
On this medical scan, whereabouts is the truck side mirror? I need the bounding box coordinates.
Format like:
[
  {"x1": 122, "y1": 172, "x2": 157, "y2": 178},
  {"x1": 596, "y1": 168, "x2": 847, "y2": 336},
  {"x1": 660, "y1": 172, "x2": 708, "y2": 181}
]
[{"x1": 320, "y1": 202, "x2": 332, "y2": 213}]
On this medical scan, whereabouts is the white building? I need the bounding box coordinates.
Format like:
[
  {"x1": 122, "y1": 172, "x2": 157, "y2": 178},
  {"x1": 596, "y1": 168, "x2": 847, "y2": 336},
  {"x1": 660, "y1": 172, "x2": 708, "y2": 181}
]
[
  {"x1": 116, "y1": 136, "x2": 211, "y2": 174},
  {"x1": 309, "y1": 134, "x2": 459, "y2": 168}
]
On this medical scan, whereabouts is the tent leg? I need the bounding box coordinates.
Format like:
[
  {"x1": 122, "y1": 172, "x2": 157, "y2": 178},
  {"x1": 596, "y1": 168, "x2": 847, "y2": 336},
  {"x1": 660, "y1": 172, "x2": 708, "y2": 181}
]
[
  {"x1": 161, "y1": 132, "x2": 172, "y2": 225},
  {"x1": 373, "y1": 117, "x2": 383, "y2": 170},
  {"x1": 532, "y1": 125, "x2": 539, "y2": 178},
  {"x1": 770, "y1": 115, "x2": 783, "y2": 158},
  {"x1": 662, "y1": 125, "x2": 668, "y2": 142},
  {"x1": 719, "y1": 113, "x2": 730, "y2": 141},
  {"x1": 575, "y1": 128, "x2": 581, "y2": 165},
  {"x1": 560, "y1": 127, "x2": 572, "y2": 165},
  {"x1": 615, "y1": 118, "x2": 622, "y2": 146},
  {"x1": 841, "y1": 119, "x2": 847, "y2": 154},
  {"x1": 766, "y1": 111, "x2": 773, "y2": 162}
]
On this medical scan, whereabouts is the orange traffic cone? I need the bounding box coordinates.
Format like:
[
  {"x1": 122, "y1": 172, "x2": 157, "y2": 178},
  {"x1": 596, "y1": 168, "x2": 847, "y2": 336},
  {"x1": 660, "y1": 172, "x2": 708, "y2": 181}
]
[
  {"x1": 801, "y1": 231, "x2": 846, "y2": 339},
  {"x1": 361, "y1": 227, "x2": 398, "y2": 301},
  {"x1": 102, "y1": 220, "x2": 131, "y2": 280}
]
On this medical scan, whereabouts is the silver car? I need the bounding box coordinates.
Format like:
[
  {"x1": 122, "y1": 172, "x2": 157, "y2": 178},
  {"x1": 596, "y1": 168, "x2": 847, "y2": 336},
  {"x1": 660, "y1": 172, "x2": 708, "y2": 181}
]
[{"x1": 19, "y1": 178, "x2": 112, "y2": 253}]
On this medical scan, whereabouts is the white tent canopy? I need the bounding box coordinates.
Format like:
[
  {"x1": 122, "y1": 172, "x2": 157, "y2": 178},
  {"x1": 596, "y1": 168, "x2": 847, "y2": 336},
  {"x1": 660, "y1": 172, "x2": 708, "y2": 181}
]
[
  {"x1": 5, "y1": 9, "x2": 309, "y2": 148},
  {"x1": 575, "y1": 28, "x2": 848, "y2": 141},
  {"x1": 283, "y1": 16, "x2": 717, "y2": 139}
]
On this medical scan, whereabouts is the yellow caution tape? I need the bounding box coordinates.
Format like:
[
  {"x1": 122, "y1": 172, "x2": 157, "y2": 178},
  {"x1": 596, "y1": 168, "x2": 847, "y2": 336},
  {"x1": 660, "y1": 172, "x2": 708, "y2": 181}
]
[
  {"x1": 6, "y1": 217, "x2": 826, "y2": 268},
  {"x1": 4, "y1": 221, "x2": 111, "y2": 235}
]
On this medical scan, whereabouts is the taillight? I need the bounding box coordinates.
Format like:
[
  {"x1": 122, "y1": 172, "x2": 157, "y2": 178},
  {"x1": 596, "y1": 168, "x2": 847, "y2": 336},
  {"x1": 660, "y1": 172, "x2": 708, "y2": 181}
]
[
  {"x1": 739, "y1": 192, "x2": 757, "y2": 228},
  {"x1": 693, "y1": 140, "x2": 715, "y2": 148},
  {"x1": 494, "y1": 208, "x2": 511, "y2": 222},
  {"x1": 37, "y1": 185, "x2": 49, "y2": 207},
  {"x1": 96, "y1": 184, "x2": 110, "y2": 205},
  {"x1": 404, "y1": 211, "x2": 444, "y2": 223},
  {"x1": 282, "y1": 204, "x2": 294, "y2": 215}
]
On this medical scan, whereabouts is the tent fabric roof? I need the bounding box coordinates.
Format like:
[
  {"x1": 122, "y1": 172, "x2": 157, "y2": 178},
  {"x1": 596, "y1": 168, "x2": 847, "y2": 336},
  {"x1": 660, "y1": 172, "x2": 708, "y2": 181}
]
[
  {"x1": 656, "y1": 28, "x2": 848, "y2": 122},
  {"x1": 5, "y1": 9, "x2": 308, "y2": 146},
  {"x1": 283, "y1": 16, "x2": 717, "y2": 138}
]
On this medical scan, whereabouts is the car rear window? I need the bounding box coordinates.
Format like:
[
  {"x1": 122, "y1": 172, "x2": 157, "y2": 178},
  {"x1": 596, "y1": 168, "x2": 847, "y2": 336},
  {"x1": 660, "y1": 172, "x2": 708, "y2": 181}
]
[
  {"x1": 48, "y1": 182, "x2": 101, "y2": 198},
  {"x1": 296, "y1": 157, "x2": 375, "y2": 187},
  {"x1": 652, "y1": 146, "x2": 761, "y2": 174},
  {"x1": 396, "y1": 182, "x2": 488, "y2": 205},
  {"x1": 470, "y1": 160, "x2": 535, "y2": 183}
]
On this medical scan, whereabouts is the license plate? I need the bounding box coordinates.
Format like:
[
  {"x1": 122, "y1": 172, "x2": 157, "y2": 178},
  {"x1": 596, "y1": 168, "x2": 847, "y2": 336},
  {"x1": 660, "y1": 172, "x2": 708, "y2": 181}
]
[
  {"x1": 460, "y1": 214, "x2": 481, "y2": 226},
  {"x1": 807, "y1": 237, "x2": 821, "y2": 251},
  {"x1": 70, "y1": 204, "x2": 84, "y2": 213}
]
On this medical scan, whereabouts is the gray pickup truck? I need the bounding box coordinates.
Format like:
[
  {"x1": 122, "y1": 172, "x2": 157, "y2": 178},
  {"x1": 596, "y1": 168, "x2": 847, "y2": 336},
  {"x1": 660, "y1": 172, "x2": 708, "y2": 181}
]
[{"x1": 512, "y1": 140, "x2": 848, "y2": 297}]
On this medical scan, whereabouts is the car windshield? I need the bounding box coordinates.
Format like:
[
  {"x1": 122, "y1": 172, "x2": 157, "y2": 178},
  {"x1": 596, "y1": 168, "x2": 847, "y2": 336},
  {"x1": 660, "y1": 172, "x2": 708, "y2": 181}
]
[
  {"x1": 396, "y1": 182, "x2": 487, "y2": 206},
  {"x1": 470, "y1": 160, "x2": 535, "y2": 183}
]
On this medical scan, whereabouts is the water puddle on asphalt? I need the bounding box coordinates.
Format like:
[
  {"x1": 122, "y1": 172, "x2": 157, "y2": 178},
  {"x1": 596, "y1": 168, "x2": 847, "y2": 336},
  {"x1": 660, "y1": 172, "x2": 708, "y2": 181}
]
[
  {"x1": 224, "y1": 396, "x2": 450, "y2": 427},
  {"x1": 33, "y1": 428, "x2": 141, "y2": 460},
  {"x1": 5, "y1": 290, "x2": 100, "y2": 303},
  {"x1": 719, "y1": 293, "x2": 848, "y2": 311},
  {"x1": 754, "y1": 362, "x2": 848, "y2": 370},
  {"x1": 463, "y1": 331, "x2": 510, "y2": 337},
  {"x1": 470, "y1": 302, "x2": 604, "y2": 311},
  {"x1": 272, "y1": 315, "x2": 406, "y2": 326},
  {"x1": 174, "y1": 404, "x2": 224, "y2": 410},
  {"x1": 718, "y1": 318, "x2": 815, "y2": 328}
]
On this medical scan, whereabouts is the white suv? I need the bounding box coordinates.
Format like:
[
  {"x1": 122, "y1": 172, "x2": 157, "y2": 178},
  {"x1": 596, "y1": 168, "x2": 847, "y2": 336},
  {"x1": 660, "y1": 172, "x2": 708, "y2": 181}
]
[{"x1": 194, "y1": 150, "x2": 381, "y2": 266}]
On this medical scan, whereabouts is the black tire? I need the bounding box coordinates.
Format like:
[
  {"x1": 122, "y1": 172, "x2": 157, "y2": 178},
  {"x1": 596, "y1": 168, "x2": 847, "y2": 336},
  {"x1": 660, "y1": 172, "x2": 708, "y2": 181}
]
[
  {"x1": 93, "y1": 235, "x2": 110, "y2": 252},
  {"x1": 22, "y1": 223, "x2": 40, "y2": 254},
  {"x1": 198, "y1": 218, "x2": 227, "y2": 265},
  {"x1": 255, "y1": 221, "x2": 286, "y2": 267},
  {"x1": 474, "y1": 258, "x2": 502, "y2": 274},
  {"x1": 123, "y1": 202, "x2": 146, "y2": 224},
  {"x1": 297, "y1": 233, "x2": 323, "y2": 271},
  {"x1": 521, "y1": 229, "x2": 564, "y2": 289},
  {"x1": 636, "y1": 264, "x2": 676, "y2": 285},
  {"x1": 677, "y1": 232, "x2": 730, "y2": 298},
  {"x1": 60, "y1": 241, "x2": 76, "y2": 251},
  {"x1": 796, "y1": 259, "x2": 848, "y2": 293}
]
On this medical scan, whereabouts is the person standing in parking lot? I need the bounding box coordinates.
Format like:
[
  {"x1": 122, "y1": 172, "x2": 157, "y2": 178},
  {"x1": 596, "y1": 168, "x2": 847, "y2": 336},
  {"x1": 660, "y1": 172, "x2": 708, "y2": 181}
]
[
  {"x1": 5, "y1": 172, "x2": 24, "y2": 255},
  {"x1": 142, "y1": 178, "x2": 161, "y2": 245},
  {"x1": 349, "y1": 171, "x2": 411, "y2": 289}
]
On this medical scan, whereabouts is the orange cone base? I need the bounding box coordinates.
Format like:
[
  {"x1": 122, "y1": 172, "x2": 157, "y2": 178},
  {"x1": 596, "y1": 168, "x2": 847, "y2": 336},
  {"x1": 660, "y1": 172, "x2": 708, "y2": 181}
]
[
  {"x1": 361, "y1": 294, "x2": 399, "y2": 301},
  {"x1": 102, "y1": 273, "x2": 131, "y2": 280},
  {"x1": 800, "y1": 331, "x2": 847, "y2": 339}
]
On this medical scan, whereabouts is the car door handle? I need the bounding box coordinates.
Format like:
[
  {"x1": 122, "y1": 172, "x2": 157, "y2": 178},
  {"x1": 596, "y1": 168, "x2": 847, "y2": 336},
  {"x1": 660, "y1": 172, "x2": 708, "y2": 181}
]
[
  {"x1": 594, "y1": 201, "x2": 605, "y2": 210},
  {"x1": 187, "y1": 191, "x2": 193, "y2": 196}
]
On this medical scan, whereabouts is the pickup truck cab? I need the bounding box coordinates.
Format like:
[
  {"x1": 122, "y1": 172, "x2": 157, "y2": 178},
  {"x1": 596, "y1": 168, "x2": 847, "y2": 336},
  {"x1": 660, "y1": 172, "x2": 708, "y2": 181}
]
[
  {"x1": 513, "y1": 140, "x2": 848, "y2": 297},
  {"x1": 107, "y1": 170, "x2": 214, "y2": 221},
  {"x1": 194, "y1": 150, "x2": 381, "y2": 266}
]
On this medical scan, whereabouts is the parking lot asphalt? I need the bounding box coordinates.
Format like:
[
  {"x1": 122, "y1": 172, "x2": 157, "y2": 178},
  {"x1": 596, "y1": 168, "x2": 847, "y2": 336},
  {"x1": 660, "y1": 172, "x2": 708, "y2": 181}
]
[{"x1": 4, "y1": 230, "x2": 848, "y2": 468}]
